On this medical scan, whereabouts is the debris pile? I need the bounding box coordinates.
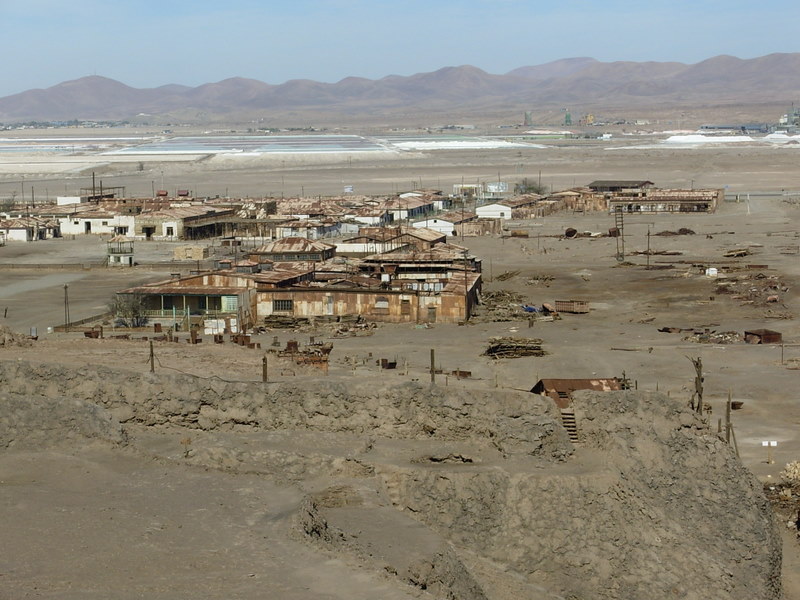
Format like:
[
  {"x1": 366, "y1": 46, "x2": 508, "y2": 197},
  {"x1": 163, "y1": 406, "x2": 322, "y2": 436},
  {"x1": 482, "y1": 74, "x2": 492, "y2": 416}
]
[
  {"x1": 331, "y1": 321, "x2": 377, "y2": 337},
  {"x1": 494, "y1": 270, "x2": 520, "y2": 282},
  {"x1": 781, "y1": 461, "x2": 800, "y2": 485},
  {"x1": 0, "y1": 325, "x2": 34, "y2": 348},
  {"x1": 526, "y1": 274, "x2": 554, "y2": 286},
  {"x1": 724, "y1": 248, "x2": 752, "y2": 258},
  {"x1": 714, "y1": 272, "x2": 790, "y2": 310},
  {"x1": 631, "y1": 250, "x2": 683, "y2": 256},
  {"x1": 474, "y1": 290, "x2": 526, "y2": 322},
  {"x1": 261, "y1": 315, "x2": 315, "y2": 329},
  {"x1": 654, "y1": 228, "x2": 695, "y2": 236},
  {"x1": 273, "y1": 339, "x2": 333, "y2": 370},
  {"x1": 683, "y1": 330, "x2": 742, "y2": 344},
  {"x1": 483, "y1": 337, "x2": 546, "y2": 359},
  {"x1": 659, "y1": 326, "x2": 743, "y2": 344}
]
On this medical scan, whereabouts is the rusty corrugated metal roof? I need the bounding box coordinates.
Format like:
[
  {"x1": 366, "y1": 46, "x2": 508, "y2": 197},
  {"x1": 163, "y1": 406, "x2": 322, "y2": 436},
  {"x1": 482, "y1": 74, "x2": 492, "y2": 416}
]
[{"x1": 252, "y1": 237, "x2": 335, "y2": 253}]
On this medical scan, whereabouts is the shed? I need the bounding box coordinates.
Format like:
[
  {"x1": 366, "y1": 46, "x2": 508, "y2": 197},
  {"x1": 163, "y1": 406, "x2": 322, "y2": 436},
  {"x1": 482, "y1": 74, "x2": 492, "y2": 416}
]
[
  {"x1": 531, "y1": 378, "x2": 622, "y2": 409},
  {"x1": 744, "y1": 329, "x2": 782, "y2": 344}
]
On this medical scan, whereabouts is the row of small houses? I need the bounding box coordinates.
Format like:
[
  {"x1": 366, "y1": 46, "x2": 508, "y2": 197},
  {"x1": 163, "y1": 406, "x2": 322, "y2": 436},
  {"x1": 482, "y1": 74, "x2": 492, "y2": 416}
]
[
  {"x1": 1, "y1": 182, "x2": 722, "y2": 243},
  {"x1": 0, "y1": 200, "x2": 517, "y2": 243}
]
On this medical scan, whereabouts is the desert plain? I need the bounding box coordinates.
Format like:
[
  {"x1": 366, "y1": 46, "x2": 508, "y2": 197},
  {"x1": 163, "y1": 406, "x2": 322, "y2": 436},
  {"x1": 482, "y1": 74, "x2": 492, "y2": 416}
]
[{"x1": 1, "y1": 130, "x2": 799, "y2": 599}]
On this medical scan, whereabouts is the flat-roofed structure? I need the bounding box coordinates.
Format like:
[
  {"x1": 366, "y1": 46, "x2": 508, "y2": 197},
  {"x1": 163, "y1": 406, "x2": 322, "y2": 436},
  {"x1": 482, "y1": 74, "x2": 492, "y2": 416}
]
[{"x1": 607, "y1": 189, "x2": 722, "y2": 214}]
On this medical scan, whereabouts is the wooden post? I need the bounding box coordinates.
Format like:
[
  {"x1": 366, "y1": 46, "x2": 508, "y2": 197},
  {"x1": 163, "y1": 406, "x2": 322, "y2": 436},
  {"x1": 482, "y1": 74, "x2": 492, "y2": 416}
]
[
  {"x1": 730, "y1": 423, "x2": 740, "y2": 458},
  {"x1": 430, "y1": 349, "x2": 435, "y2": 384},
  {"x1": 726, "y1": 390, "x2": 731, "y2": 444},
  {"x1": 149, "y1": 340, "x2": 155, "y2": 373},
  {"x1": 262, "y1": 353, "x2": 268, "y2": 383},
  {"x1": 688, "y1": 356, "x2": 704, "y2": 415}
]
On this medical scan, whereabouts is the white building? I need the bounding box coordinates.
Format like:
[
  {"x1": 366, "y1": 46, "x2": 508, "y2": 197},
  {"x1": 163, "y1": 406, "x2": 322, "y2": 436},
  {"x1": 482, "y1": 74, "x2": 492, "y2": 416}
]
[
  {"x1": 58, "y1": 210, "x2": 136, "y2": 236},
  {"x1": 412, "y1": 211, "x2": 476, "y2": 236},
  {"x1": 342, "y1": 207, "x2": 392, "y2": 226},
  {"x1": 475, "y1": 201, "x2": 515, "y2": 220},
  {"x1": 56, "y1": 196, "x2": 90, "y2": 206},
  {"x1": 0, "y1": 217, "x2": 59, "y2": 241},
  {"x1": 475, "y1": 196, "x2": 541, "y2": 220}
]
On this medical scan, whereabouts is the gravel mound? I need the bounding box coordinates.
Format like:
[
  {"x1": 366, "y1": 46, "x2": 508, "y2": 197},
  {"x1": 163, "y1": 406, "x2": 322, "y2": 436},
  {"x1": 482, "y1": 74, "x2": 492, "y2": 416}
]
[{"x1": 0, "y1": 325, "x2": 34, "y2": 347}]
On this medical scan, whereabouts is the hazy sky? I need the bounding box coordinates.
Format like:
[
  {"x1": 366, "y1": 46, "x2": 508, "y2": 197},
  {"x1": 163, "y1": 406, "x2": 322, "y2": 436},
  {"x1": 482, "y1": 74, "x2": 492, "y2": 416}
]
[{"x1": 3, "y1": 0, "x2": 799, "y2": 96}]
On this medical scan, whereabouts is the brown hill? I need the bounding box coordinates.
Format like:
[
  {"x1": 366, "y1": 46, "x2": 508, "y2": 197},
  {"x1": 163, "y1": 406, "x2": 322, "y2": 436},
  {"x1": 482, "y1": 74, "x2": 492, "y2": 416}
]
[
  {"x1": 506, "y1": 57, "x2": 599, "y2": 80},
  {"x1": 1, "y1": 53, "x2": 799, "y2": 122}
]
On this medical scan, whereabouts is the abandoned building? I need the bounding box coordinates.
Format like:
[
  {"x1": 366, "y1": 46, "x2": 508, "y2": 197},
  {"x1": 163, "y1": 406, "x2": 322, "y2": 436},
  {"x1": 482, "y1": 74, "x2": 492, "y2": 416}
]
[
  {"x1": 358, "y1": 243, "x2": 481, "y2": 280},
  {"x1": 531, "y1": 378, "x2": 623, "y2": 409},
  {"x1": 337, "y1": 226, "x2": 446, "y2": 256},
  {"x1": 134, "y1": 206, "x2": 235, "y2": 240},
  {"x1": 588, "y1": 180, "x2": 655, "y2": 193},
  {"x1": 607, "y1": 189, "x2": 723, "y2": 214},
  {"x1": 117, "y1": 263, "x2": 481, "y2": 328}
]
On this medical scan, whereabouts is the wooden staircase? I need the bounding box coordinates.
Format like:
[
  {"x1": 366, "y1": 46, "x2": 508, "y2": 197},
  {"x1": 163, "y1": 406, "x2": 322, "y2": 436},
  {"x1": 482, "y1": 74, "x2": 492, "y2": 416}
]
[{"x1": 560, "y1": 408, "x2": 580, "y2": 443}]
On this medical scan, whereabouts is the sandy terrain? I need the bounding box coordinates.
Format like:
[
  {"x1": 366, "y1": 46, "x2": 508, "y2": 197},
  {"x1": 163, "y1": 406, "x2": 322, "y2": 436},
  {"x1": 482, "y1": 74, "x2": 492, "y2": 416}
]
[{"x1": 1, "y1": 139, "x2": 799, "y2": 598}]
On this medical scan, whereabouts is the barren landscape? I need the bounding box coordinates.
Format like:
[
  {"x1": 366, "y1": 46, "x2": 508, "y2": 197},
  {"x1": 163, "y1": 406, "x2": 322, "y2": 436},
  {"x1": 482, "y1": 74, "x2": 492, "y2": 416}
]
[{"x1": 1, "y1": 132, "x2": 800, "y2": 599}]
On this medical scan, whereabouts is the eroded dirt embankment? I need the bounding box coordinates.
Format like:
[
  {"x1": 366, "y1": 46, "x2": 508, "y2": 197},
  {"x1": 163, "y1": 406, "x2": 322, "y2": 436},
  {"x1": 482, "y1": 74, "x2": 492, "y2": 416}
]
[{"x1": 0, "y1": 360, "x2": 782, "y2": 600}]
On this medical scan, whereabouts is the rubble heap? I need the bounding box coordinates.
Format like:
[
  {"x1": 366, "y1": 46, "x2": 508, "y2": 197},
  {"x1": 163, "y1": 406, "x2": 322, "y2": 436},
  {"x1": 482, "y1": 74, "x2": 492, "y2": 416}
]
[
  {"x1": 0, "y1": 325, "x2": 34, "y2": 348},
  {"x1": 483, "y1": 337, "x2": 546, "y2": 359},
  {"x1": 473, "y1": 290, "x2": 527, "y2": 322}
]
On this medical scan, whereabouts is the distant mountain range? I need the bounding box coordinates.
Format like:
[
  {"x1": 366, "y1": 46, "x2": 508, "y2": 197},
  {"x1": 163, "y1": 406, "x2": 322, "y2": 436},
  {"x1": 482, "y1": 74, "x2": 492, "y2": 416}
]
[{"x1": 2, "y1": 53, "x2": 799, "y2": 123}]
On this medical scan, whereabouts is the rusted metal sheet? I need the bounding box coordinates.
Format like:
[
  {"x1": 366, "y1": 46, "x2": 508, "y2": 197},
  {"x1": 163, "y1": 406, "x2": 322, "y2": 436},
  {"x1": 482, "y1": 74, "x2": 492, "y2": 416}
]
[{"x1": 744, "y1": 329, "x2": 782, "y2": 344}]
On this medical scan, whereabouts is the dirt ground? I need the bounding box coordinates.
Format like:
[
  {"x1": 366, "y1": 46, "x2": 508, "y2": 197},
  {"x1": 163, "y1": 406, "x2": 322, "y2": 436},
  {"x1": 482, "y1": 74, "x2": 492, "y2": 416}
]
[{"x1": 1, "y1": 141, "x2": 800, "y2": 598}]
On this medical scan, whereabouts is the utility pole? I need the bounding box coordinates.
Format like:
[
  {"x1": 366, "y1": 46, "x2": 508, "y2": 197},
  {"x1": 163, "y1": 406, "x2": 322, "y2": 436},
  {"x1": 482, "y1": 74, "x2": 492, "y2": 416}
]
[{"x1": 463, "y1": 249, "x2": 470, "y2": 322}]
